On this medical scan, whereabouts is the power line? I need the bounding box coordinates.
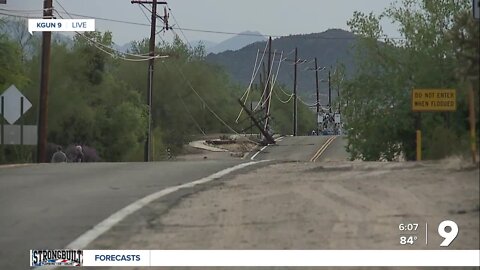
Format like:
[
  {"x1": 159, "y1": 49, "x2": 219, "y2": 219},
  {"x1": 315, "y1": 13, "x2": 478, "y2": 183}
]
[
  {"x1": 1, "y1": 8, "x2": 406, "y2": 41},
  {"x1": 235, "y1": 41, "x2": 270, "y2": 123},
  {"x1": 274, "y1": 88, "x2": 294, "y2": 104},
  {"x1": 52, "y1": 4, "x2": 167, "y2": 62},
  {"x1": 173, "y1": 26, "x2": 278, "y2": 38},
  {"x1": 175, "y1": 89, "x2": 207, "y2": 136},
  {"x1": 0, "y1": 12, "x2": 42, "y2": 19},
  {"x1": 166, "y1": 5, "x2": 193, "y2": 49},
  {"x1": 170, "y1": 61, "x2": 241, "y2": 135},
  {"x1": 137, "y1": 4, "x2": 151, "y2": 24},
  {"x1": 0, "y1": 8, "x2": 51, "y2": 12},
  {"x1": 254, "y1": 50, "x2": 277, "y2": 111},
  {"x1": 172, "y1": 26, "x2": 407, "y2": 40},
  {"x1": 54, "y1": 10, "x2": 152, "y2": 27}
]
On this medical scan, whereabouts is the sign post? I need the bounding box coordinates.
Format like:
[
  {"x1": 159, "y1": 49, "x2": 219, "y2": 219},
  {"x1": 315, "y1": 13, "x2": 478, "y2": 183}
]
[
  {"x1": 416, "y1": 130, "x2": 422, "y2": 161},
  {"x1": 411, "y1": 89, "x2": 457, "y2": 161}
]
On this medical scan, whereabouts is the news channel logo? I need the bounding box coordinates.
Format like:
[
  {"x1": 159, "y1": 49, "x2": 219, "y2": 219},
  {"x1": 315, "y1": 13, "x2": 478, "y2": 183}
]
[{"x1": 30, "y1": 249, "x2": 83, "y2": 267}]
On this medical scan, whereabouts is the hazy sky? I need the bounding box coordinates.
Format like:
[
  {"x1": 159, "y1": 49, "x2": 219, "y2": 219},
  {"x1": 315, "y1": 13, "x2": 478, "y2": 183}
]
[{"x1": 4, "y1": 0, "x2": 399, "y2": 45}]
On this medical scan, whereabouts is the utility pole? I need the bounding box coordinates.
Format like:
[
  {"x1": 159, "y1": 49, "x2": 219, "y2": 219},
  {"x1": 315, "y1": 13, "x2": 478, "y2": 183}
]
[
  {"x1": 293, "y1": 47, "x2": 298, "y2": 136},
  {"x1": 314, "y1": 57, "x2": 320, "y2": 135},
  {"x1": 131, "y1": 0, "x2": 167, "y2": 162},
  {"x1": 37, "y1": 0, "x2": 53, "y2": 163},
  {"x1": 250, "y1": 100, "x2": 253, "y2": 136},
  {"x1": 264, "y1": 37, "x2": 272, "y2": 134},
  {"x1": 328, "y1": 68, "x2": 332, "y2": 113}
]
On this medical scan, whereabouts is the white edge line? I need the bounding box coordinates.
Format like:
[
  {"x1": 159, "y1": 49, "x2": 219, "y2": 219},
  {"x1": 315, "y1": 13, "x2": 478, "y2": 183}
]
[
  {"x1": 65, "y1": 161, "x2": 267, "y2": 250},
  {"x1": 250, "y1": 136, "x2": 284, "y2": 161},
  {"x1": 37, "y1": 161, "x2": 268, "y2": 269},
  {"x1": 251, "y1": 146, "x2": 267, "y2": 160}
]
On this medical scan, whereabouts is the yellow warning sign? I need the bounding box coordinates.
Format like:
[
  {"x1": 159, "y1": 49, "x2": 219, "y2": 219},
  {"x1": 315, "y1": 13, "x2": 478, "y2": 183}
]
[{"x1": 412, "y1": 89, "x2": 456, "y2": 112}]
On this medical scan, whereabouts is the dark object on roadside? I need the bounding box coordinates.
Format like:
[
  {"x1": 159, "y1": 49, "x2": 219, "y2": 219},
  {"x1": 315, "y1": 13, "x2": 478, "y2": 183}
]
[
  {"x1": 81, "y1": 146, "x2": 101, "y2": 162},
  {"x1": 166, "y1": 148, "x2": 174, "y2": 160},
  {"x1": 73, "y1": 145, "x2": 84, "y2": 162},
  {"x1": 51, "y1": 146, "x2": 67, "y2": 163},
  {"x1": 65, "y1": 144, "x2": 100, "y2": 162}
]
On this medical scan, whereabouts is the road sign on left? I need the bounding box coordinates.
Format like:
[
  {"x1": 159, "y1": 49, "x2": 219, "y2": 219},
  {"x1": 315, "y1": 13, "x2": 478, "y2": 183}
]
[{"x1": 0, "y1": 85, "x2": 32, "y2": 124}]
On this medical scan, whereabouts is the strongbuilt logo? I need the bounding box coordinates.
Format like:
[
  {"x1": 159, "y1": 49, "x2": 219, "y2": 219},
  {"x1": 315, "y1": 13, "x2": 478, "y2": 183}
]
[{"x1": 30, "y1": 249, "x2": 83, "y2": 267}]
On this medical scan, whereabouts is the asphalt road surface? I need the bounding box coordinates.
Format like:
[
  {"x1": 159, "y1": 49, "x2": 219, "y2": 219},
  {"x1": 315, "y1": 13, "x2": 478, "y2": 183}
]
[
  {"x1": 251, "y1": 135, "x2": 348, "y2": 162},
  {"x1": 0, "y1": 135, "x2": 347, "y2": 269},
  {"x1": 0, "y1": 160, "x2": 240, "y2": 270}
]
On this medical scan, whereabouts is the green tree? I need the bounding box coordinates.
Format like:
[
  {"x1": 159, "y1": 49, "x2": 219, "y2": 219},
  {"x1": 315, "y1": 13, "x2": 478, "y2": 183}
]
[{"x1": 342, "y1": 0, "x2": 476, "y2": 161}]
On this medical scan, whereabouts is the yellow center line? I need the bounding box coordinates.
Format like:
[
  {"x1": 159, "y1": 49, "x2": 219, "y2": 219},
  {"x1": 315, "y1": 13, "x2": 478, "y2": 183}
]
[
  {"x1": 310, "y1": 136, "x2": 337, "y2": 162},
  {"x1": 310, "y1": 136, "x2": 333, "y2": 162}
]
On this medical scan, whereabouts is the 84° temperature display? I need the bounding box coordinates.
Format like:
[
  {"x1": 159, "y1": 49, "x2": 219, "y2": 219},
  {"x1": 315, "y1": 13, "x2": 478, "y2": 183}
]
[{"x1": 398, "y1": 220, "x2": 459, "y2": 247}]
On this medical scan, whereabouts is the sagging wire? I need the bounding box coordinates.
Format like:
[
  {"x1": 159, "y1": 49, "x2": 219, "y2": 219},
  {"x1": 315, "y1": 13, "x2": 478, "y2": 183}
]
[
  {"x1": 235, "y1": 41, "x2": 269, "y2": 123},
  {"x1": 274, "y1": 88, "x2": 294, "y2": 104},
  {"x1": 166, "y1": 4, "x2": 193, "y2": 49},
  {"x1": 53, "y1": 3, "x2": 167, "y2": 62},
  {"x1": 265, "y1": 50, "x2": 284, "y2": 115},
  {"x1": 253, "y1": 50, "x2": 277, "y2": 111}
]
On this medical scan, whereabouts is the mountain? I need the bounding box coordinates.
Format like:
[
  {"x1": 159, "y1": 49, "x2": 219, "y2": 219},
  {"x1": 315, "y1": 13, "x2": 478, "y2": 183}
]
[
  {"x1": 206, "y1": 29, "x2": 358, "y2": 102},
  {"x1": 207, "y1": 31, "x2": 267, "y2": 54}
]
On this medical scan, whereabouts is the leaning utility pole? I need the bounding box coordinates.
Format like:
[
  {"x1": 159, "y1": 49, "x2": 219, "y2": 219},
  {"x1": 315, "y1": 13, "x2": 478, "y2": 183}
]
[
  {"x1": 314, "y1": 57, "x2": 320, "y2": 135},
  {"x1": 293, "y1": 47, "x2": 298, "y2": 136},
  {"x1": 264, "y1": 37, "x2": 272, "y2": 133},
  {"x1": 37, "y1": 0, "x2": 53, "y2": 163},
  {"x1": 238, "y1": 100, "x2": 275, "y2": 145},
  {"x1": 131, "y1": 0, "x2": 167, "y2": 162}
]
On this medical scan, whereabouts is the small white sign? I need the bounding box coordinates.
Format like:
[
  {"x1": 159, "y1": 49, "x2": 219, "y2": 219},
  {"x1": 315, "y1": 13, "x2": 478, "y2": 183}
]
[
  {"x1": 334, "y1": 113, "x2": 341, "y2": 124},
  {"x1": 0, "y1": 85, "x2": 32, "y2": 124},
  {"x1": 317, "y1": 113, "x2": 323, "y2": 124},
  {"x1": 28, "y1": 19, "x2": 95, "y2": 35}
]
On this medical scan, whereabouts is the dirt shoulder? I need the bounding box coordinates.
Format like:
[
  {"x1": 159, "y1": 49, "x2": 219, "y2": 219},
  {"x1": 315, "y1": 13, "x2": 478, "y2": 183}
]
[{"x1": 89, "y1": 158, "x2": 479, "y2": 269}]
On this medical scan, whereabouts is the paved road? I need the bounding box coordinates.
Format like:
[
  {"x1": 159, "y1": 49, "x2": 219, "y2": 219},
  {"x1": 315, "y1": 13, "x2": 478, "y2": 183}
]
[
  {"x1": 251, "y1": 135, "x2": 348, "y2": 162},
  {"x1": 0, "y1": 160, "x2": 240, "y2": 270},
  {"x1": 0, "y1": 136, "x2": 349, "y2": 269},
  {"x1": 315, "y1": 136, "x2": 349, "y2": 162}
]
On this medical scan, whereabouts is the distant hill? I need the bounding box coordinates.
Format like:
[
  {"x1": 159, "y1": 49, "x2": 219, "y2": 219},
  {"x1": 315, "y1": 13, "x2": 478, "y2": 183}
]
[
  {"x1": 206, "y1": 29, "x2": 358, "y2": 102},
  {"x1": 207, "y1": 31, "x2": 267, "y2": 54}
]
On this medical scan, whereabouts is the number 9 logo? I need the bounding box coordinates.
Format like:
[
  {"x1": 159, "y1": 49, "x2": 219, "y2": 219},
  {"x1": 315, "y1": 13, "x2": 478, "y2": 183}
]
[{"x1": 438, "y1": 220, "x2": 458, "y2": 247}]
